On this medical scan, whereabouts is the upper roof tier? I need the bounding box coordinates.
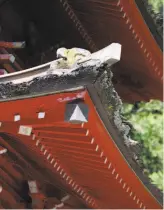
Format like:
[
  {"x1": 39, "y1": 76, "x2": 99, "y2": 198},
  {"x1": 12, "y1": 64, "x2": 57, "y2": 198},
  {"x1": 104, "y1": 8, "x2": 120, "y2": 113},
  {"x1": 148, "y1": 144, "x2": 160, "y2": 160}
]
[{"x1": 0, "y1": 0, "x2": 162, "y2": 102}]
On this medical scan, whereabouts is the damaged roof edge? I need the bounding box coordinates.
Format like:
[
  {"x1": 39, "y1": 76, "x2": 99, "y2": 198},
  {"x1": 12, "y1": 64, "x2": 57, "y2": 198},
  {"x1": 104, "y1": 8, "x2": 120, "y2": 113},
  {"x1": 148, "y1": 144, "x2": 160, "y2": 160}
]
[{"x1": 0, "y1": 43, "x2": 121, "y2": 101}]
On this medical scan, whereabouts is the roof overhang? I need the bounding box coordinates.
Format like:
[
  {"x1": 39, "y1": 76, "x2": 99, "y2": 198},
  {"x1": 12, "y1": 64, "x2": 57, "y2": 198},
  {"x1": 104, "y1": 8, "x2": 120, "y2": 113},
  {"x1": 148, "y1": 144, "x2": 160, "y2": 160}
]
[
  {"x1": 0, "y1": 44, "x2": 162, "y2": 208},
  {"x1": 61, "y1": 0, "x2": 163, "y2": 102}
]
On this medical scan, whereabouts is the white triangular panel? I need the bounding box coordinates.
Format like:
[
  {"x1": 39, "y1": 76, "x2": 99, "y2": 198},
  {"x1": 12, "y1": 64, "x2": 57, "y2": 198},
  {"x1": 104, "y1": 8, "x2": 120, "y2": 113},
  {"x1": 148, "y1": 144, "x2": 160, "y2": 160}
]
[{"x1": 70, "y1": 105, "x2": 87, "y2": 123}]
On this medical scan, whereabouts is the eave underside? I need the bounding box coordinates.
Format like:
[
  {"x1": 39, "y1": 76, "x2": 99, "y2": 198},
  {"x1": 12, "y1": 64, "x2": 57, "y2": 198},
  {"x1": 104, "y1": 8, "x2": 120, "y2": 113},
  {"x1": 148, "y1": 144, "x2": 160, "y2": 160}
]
[{"x1": 0, "y1": 85, "x2": 162, "y2": 208}]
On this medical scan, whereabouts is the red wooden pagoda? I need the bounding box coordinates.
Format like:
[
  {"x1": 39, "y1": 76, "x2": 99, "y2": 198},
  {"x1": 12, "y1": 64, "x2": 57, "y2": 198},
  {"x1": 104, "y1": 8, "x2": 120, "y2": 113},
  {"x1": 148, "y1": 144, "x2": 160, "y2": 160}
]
[{"x1": 0, "y1": 0, "x2": 163, "y2": 209}]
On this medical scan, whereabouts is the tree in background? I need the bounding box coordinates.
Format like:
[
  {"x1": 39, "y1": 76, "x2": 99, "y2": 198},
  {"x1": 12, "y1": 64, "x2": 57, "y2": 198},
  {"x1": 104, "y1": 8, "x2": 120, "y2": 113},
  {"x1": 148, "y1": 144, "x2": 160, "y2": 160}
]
[
  {"x1": 144, "y1": 0, "x2": 163, "y2": 34},
  {"x1": 122, "y1": 100, "x2": 163, "y2": 190},
  {"x1": 148, "y1": 0, "x2": 163, "y2": 13}
]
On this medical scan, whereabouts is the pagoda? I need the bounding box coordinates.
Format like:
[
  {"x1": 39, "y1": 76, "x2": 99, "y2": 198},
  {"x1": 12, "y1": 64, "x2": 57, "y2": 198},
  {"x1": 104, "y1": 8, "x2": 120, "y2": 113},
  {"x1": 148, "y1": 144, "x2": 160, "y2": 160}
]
[{"x1": 0, "y1": 0, "x2": 163, "y2": 209}]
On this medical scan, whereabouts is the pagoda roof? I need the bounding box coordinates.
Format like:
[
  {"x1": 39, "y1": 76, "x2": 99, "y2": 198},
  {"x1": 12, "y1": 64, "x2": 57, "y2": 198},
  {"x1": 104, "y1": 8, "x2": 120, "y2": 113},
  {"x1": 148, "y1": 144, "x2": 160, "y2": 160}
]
[
  {"x1": 0, "y1": 44, "x2": 162, "y2": 208},
  {"x1": 0, "y1": 0, "x2": 162, "y2": 102}
]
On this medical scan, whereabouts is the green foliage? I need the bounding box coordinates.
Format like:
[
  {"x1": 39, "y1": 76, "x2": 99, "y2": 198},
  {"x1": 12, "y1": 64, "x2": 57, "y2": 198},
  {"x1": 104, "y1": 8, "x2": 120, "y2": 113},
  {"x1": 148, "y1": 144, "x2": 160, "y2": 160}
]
[
  {"x1": 122, "y1": 100, "x2": 163, "y2": 190},
  {"x1": 148, "y1": 0, "x2": 163, "y2": 13}
]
